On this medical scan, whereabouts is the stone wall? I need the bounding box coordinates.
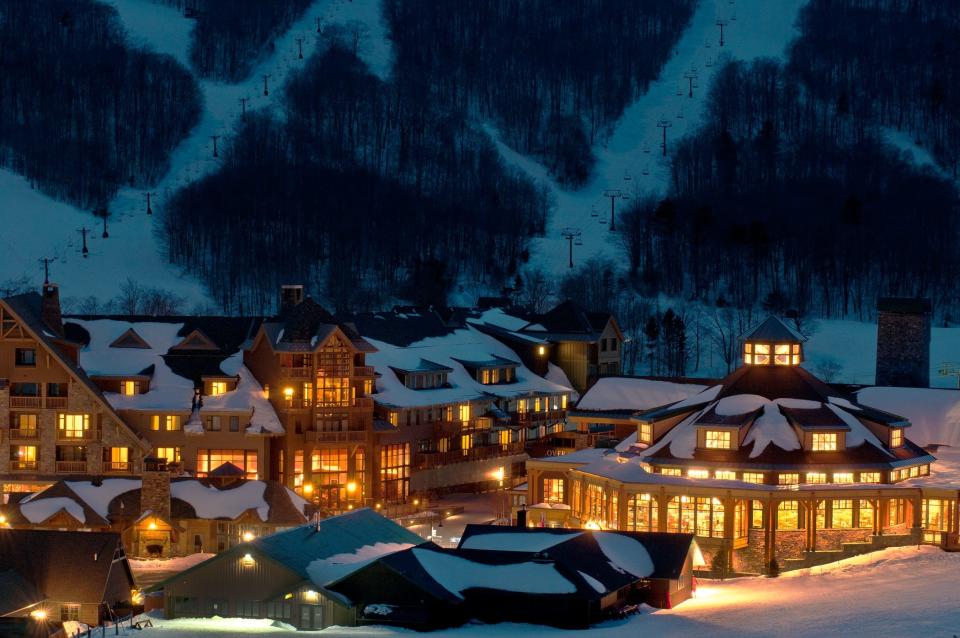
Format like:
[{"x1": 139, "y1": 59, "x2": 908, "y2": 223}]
[{"x1": 876, "y1": 299, "x2": 931, "y2": 388}]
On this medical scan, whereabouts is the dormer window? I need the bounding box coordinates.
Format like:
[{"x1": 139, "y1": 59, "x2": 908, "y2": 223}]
[
  {"x1": 638, "y1": 422, "x2": 653, "y2": 444},
  {"x1": 890, "y1": 428, "x2": 903, "y2": 448},
  {"x1": 210, "y1": 381, "x2": 227, "y2": 396},
  {"x1": 704, "y1": 430, "x2": 732, "y2": 449},
  {"x1": 812, "y1": 432, "x2": 837, "y2": 451},
  {"x1": 742, "y1": 317, "x2": 805, "y2": 366},
  {"x1": 121, "y1": 380, "x2": 140, "y2": 396}
]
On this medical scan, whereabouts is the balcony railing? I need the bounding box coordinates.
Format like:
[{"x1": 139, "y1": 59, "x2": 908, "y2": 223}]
[
  {"x1": 309, "y1": 430, "x2": 367, "y2": 443},
  {"x1": 353, "y1": 397, "x2": 373, "y2": 409},
  {"x1": 9, "y1": 396, "x2": 41, "y2": 408},
  {"x1": 56, "y1": 429, "x2": 98, "y2": 441},
  {"x1": 45, "y1": 396, "x2": 68, "y2": 408},
  {"x1": 10, "y1": 460, "x2": 37, "y2": 472},
  {"x1": 8, "y1": 428, "x2": 39, "y2": 440},
  {"x1": 415, "y1": 442, "x2": 526, "y2": 470},
  {"x1": 104, "y1": 461, "x2": 132, "y2": 473},
  {"x1": 281, "y1": 367, "x2": 312, "y2": 378},
  {"x1": 354, "y1": 366, "x2": 375, "y2": 377},
  {"x1": 56, "y1": 460, "x2": 88, "y2": 473}
]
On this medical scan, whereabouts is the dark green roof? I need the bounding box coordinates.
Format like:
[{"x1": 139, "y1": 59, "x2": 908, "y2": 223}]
[{"x1": 743, "y1": 316, "x2": 805, "y2": 343}]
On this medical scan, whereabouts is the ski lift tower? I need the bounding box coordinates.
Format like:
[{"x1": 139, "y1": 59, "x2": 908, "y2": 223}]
[
  {"x1": 602, "y1": 190, "x2": 622, "y2": 231},
  {"x1": 560, "y1": 228, "x2": 583, "y2": 268}
]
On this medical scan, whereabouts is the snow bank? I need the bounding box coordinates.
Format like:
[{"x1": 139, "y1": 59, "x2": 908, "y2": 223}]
[
  {"x1": 593, "y1": 532, "x2": 654, "y2": 578},
  {"x1": 460, "y1": 532, "x2": 580, "y2": 552},
  {"x1": 66, "y1": 478, "x2": 141, "y2": 518},
  {"x1": 306, "y1": 542, "x2": 415, "y2": 586},
  {"x1": 411, "y1": 548, "x2": 577, "y2": 598},
  {"x1": 857, "y1": 387, "x2": 960, "y2": 447},
  {"x1": 743, "y1": 402, "x2": 801, "y2": 458},
  {"x1": 576, "y1": 378, "x2": 706, "y2": 412},
  {"x1": 129, "y1": 553, "x2": 215, "y2": 572}
]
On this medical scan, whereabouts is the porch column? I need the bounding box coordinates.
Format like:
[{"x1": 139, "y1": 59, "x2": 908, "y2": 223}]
[
  {"x1": 764, "y1": 497, "x2": 777, "y2": 569},
  {"x1": 527, "y1": 468, "x2": 539, "y2": 503},
  {"x1": 657, "y1": 488, "x2": 668, "y2": 533},
  {"x1": 722, "y1": 496, "x2": 736, "y2": 568},
  {"x1": 872, "y1": 498, "x2": 881, "y2": 536},
  {"x1": 877, "y1": 497, "x2": 888, "y2": 536},
  {"x1": 617, "y1": 485, "x2": 627, "y2": 530},
  {"x1": 808, "y1": 498, "x2": 819, "y2": 552},
  {"x1": 909, "y1": 491, "x2": 923, "y2": 531}
]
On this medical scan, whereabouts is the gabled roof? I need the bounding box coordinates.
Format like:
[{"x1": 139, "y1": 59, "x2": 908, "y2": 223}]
[
  {"x1": 389, "y1": 358, "x2": 454, "y2": 374},
  {"x1": 339, "y1": 310, "x2": 457, "y2": 348},
  {"x1": 452, "y1": 354, "x2": 519, "y2": 370},
  {"x1": 0, "y1": 293, "x2": 148, "y2": 452},
  {"x1": 171, "y1": 329, "x2": 218, "y2": 351},
  {"x1": 109, "y1": 327, "x2": 151, "y2": 349},
  {"x1": 0, "y1": 529, "x2": 133, "y2": 606},
  {"x1": 9, "y1": 482, "x2": 111, "y2": 528},
  {"x1": 742, "y1": 316, "x2": 805, "y2": 343},
  {"x1": 518, "y1": 300, "x2": 620, "y2": 342}
]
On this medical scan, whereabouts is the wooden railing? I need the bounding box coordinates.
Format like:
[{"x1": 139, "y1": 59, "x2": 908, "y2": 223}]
[
  {"x1": 415, "y1": 442, "x2": 526, "y2": 469},
  {"x1": 56, "y1": 461, "x2": 87, "y2": 473},
  {"x1": 309, "y1": 430, "x2": 367, "y2": 443},
  {"x1": 8, "y1": 428, "x2": 39, "y2": 440},
  {"x1": 282, "y1": 367, "x2": 312, "y2": 378},
  {"x1": 9, "y1": 396, "x2": 41, "y2": 408},
  {"x1": 10, "y1": 460, "x2": 37, "y2": 471},
  {"x1": 56, "y1": 428, "x2": 98, "y2": 441},
  {"x1": 354, "y1": 365, "x2": 375, "y2": 376},
  {"x1": 45, "y1": 396, "x2": 68, "y2": 408},
  {"x1": 104, "y1": 461, "x2": 132, "y2": 473}
]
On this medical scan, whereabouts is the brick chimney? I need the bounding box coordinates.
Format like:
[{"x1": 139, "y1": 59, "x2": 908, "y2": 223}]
[
  {"x1": 41, "y1": 283, "x2": 64, "y2": 337},
  {"x1": 141, "y1": 457, "x2": 171, "y2": 520},
  {"x1": 876, "y1": 297, "x2": 931, "y2": 388},
  {"x1": 280, "y1": 284, "x2": 304, "y2": 313}
]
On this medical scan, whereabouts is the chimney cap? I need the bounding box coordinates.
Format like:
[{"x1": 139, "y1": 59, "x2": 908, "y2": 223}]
[{"x1": 878, "y1": 297, "x2": 931, "y2": 314}]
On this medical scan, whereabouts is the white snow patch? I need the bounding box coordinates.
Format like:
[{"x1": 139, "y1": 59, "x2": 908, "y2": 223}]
[
  {"x1": 577, "y1": 378, "x2": 706, "y2": 412},
  {"x1": 742, "y1": 402, "x2": 800, "y2": 458},
  {"x1": 66, "y1": 479, "x2": 142, "y2": 518},
  {"x1": 578, "y1": 570, "x2": 607, "y2": 594},
  {"x1": 171, "y1": 481, "x2": 269, "y2": 521},
  {"x1": 411, "y1": 548, "x2": 577, "y2": 599},
  {"x1": 459, "y1": 532, "x2": 580, "y2": 552},
  {"x1": 364, "y1": 604, "x2": 396, "y2": 617},
  {"x1": 20, "y1": 497, "x2": 86, "y2": 524},
  {"x1": 857, "y1": 387, "x2": 960, "y2": 448},
  {"x1": 306, "y1": 542, "x2": 415, "y2": 586},
  {"x1": 129, "y1": 553, "x2": 215, "y2": 572},
  {"x1": 593, "y1": 532, "x2": 655, "y2": 578}
]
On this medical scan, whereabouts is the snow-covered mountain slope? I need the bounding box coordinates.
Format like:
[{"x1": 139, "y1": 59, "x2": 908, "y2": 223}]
[
  {"x1": 491, "y1": 0, "x2": 807, "y2": 277},
  {"x1": 0, "y1": 0, "x2": 391, "y2": 307}
]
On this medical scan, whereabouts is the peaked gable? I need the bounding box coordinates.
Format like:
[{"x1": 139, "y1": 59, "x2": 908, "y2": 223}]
[
  {"x1": 109, "y1": 328, "x2": 151, "y2": 349},
  {"x1": 171, "y1": 329, "x2": 219, "y2": 351}
]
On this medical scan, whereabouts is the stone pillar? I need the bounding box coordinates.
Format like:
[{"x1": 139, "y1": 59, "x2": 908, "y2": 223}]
[
  {"x1": 764, "y1": 498, "x2": 777, "y2": 569},
  {"x1": 875, "y1": 297, "x2": 931, "y2": 388},
  {"x1": 141, "y1": 457, "x2": 171, "y2": 520}
]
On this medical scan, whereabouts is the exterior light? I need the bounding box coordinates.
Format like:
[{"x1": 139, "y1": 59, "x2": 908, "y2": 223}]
[
  {"x1": 347, "y1": 504, "x2": 354, "y2": 510},
  {"x1": 538, "y1": 345, "x2": 546, "y2": 356},
  {"x1": 584, "y1": 520, "x2": 602, "y2": 530},
  {"x1": 375, "y1": 503, "x2": 382, "y2": 510},
  {"x1": 346, "y1": 481, "x2": 357, "y2": 494},
  {"x1": 413, "y1": 499, "x2": 420, "y2": 506},
  {"x1": 242, "y1": 531, "x2": 255, "y2": 542},
  {"x1": 148, "y1": 520, "x2": 157, "y2": 530},
  {"x1": 304, "y1": 590, "x2": 319, "y2": 602},
  {"x1": 491, "y1": 467, "x2": 505, "y2": 483},
  {"x1": 283, "y1": 387, "x2": 294, "y2": 398},
  {"x1": 30, "y1": 609, "x2": 47, "y2": 621},
  {"x1": 263, "y1": 384, "x2": 270, "y2": 399},
  {"x1": 242, "y1": 553, "x2": 254, "y2": 567},
  {"x1": 303, "y1": 483, "x2": 314, "y2": 495},
  {"x1": 0, "y1": 514, "x2": 6, "y2": 524}
]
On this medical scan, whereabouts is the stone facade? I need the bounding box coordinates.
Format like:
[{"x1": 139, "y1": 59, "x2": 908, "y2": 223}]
[{"x1": 875, "y1": 297, "x2": 931, "y2": 388}]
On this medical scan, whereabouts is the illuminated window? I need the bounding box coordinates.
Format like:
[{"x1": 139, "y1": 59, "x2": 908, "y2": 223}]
[
  {"x1": 833, "y1": 472, "x2": 854, "y2": 484},
  {"x1": 857, "y1": 499, "x2": 876, "y2": 527},
  {"x1": 638, "y1": 422, "x2": 653, "y2": 444},
  {"x1": 828, "y1": 499, "x2": 852, "y2": 528},
  {"x1": 561, "y1": 395, "x2": 568, "y2": 409},
  {"x1": 806, "y1": 472, "x2": 827, "y2": 484},
  {"x1": 388, "y1": 412, "x2": 398, "y2": 426},
  {"x1": 380, "y1": 443, "x2": 410, "y2": 502},
  {"x1": 534, "y1": 397, "x2": 542, "y2": 412},
  {"x1": 667, "y1": 496, "x2": 724, "y2": 537},
  {"x1": 570, "y1": 480, "x2": 582, "y2": 516},
  {"x1": 10, "y1": 445, "x2": 37, "y2": 470},
  {"x1": 742, "y1": 472, "x2": 764, "y2": 484},
  {"x1": 293, "y1": 450, "x2": 304, "y2": 488},
  {"x1": 777, "y1": 501, "x2": 800, "y2": 530},
  {"x1": 812, "y1": 433, "x2": 837, "y2": 451},
  {"x1": 60, "y1": 604, "x2": 80, "y2": 622},
  {"x1": 660, "y1": 467, "x2": 682, "y2": 476},
  {"x1": 210, "y1": 381, "x2": 227, "y2": 396},
  {"x1": 154, "y1": 447, "x2": 181, "y2": 463},
  {"x1": 14, "y1": 414, "x2": 37, "y2": 434},
  {"x1": 105, "y1": 446, "x2": 129, "y2": 470},
  {"x1": 58, "y1": 414, "x2": 90, "y2": 438},
  {"x1": 543, "y1": 478, "x2": 564, "y2": 503},
  {"x1": 890, "y1": 428, "x2": 903, "y2": 448},
  {"x1": 585, "y1": 484, "x2": 608, "y2": 526},
  {"x1": 121, "y1": 380, "x2": 140, "y2": 396},
  {"x1": 705, "y1": 430, "x2": 732, "y2": 449},
  {"x1": 753, "y1": 343, "x2": 770, "y2": 365},
  {"x1": 197, "y1": 449, "x2": 258, "y2": 478},
  {"x1": 714, "y1": 470, "x2": 736, "y2": 480},
  {"x1": 688, "y1": 468, "x2": 709, "y2": 479},
  {"x1": 626, "y1": 493, "x2": 657, "y2": 532},
  {"x1": 774, "y1": 344, "x2": 791, "y2": 365},
  {"x1": 459, "y1": 404, "x2": 471, "y2": 424},
  {"x1": 779, "y1": 473, "x2": 799, "y2": 485},
  {"x1": 859, "y1": 472, "x2": 880, "y2": 483}
]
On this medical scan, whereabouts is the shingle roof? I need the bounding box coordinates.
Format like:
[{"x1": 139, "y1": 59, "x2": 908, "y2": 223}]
[
  {"x1": 0, "y1": 529, "x2": 132, "y2": 606},
  {"x1": 742, "y1": 316, "x2": 805, "y2": 343},
  {"x1": 339, "y1": 311, "x2": 456, "y2": 347}
]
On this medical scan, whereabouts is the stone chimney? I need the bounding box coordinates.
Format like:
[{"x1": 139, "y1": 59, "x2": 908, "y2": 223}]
[
  {"x1": 41, "y1": 283, "x2": 64, "y2": 337},
  {"x1": 141, "y1": 456, "x2": 171, "y2": 520},
  {"x1": 876, "y1": 297, "x2": 931, "y2": 388},
  {"x1": 280, "y1": 284, "x2": 304, "y2": 313}
]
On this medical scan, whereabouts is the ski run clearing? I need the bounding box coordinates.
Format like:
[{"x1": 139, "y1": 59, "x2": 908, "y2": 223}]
[{"x1": 127, "y1": 545, "x2": 959, "y2": 637}]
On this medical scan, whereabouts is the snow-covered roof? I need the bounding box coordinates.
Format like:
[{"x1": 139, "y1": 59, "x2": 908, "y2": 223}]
[
  {"x1": 20, "y1": 496, "x2": 86, "y2": 524},
  {"x1": 366, "y1": 325, "x2": 572, "y2": 408},
  {"x1": 575, "y1": 377, "x2": 707, "y2": 412},
  {"x1": 459, "y1": 531, "x2": 581, "y2": 552},
  {"x1": 72, "y1": 319, "x2": 282, "y2": 432},
  {"x1": 857, "y1": 387, "x2": 960, "y2": 447},
  {"x1": 307, "y1": 542, "x2": 416, "y2": 586}
]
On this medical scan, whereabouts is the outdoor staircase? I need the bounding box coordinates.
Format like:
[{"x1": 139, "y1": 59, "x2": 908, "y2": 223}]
[{"x1": 781, "y1": 534, "x2": 918, "y2": 571}]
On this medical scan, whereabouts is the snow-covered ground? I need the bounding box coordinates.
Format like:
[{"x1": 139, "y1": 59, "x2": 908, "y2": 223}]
[
  {"x1": 0, "y1": 0, "x2": 391, "y2": 308},
  {"x1": 492, "y1": 0, "x2": 807, "y2": 276},
  {"x1": 128, "y1": 545, "x2": 959, "y2": 637}
]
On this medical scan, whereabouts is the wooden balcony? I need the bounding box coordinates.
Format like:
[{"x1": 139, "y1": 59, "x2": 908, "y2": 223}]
[
  {"x1": 415, "y1": 442, "x2": 526, "y2": 470},
  {"x1": 10, "y1": 460, "x2": 37, "y2": 472},
  {"x1": 8, "y1": 428, "x2": 39, "y2": 440},
  {"x1": 309, "y1": 430, "x2": 367, "y2": 443},
  {"x1": 104, "y1": 461, "x2": 132, "y2": 473},
  {"x1": 56, "y1": 460, "x2": 88, "y2": 473},
  {"x1": 353, "y1": 397, "x2": 373, "y2": 409},
  {"x1": 9, "y1": 396, "x2": 41, "y2": 408},
  {"x1": 56, "y1": 429, "x2": 98, "y2": 441},
  {"x1": 281, "y1": 367, "x2": 312, "y2": 378},
  {"x1": 45, "y1": 396, "x2": 68, "y2": 408},
  {"x1": 354, "y1": 366, "x2": 375, "y2": 377}
]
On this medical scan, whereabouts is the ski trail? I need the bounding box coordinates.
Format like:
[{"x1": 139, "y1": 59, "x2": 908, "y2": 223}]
[
  {"x1": 0, "y1": 0, "x2": 391, "y2": 307},
  {"x1": 494, "y1": 0, "x2": 807, "y2": 277}
]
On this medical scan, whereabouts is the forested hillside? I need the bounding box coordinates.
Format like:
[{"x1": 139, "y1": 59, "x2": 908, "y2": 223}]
[
  {"x1": 385, "y1": 0, "x2": 696, "y2": 186},
  {"x1": 0, "y1": 0, "x2": 201, "y2": 208},
  {"x1": 150, "y1": 0, "x2": 313, "y2": 81},
  {"x1": 164, "y1": 44, "x2": 548, "y2": 314}
]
